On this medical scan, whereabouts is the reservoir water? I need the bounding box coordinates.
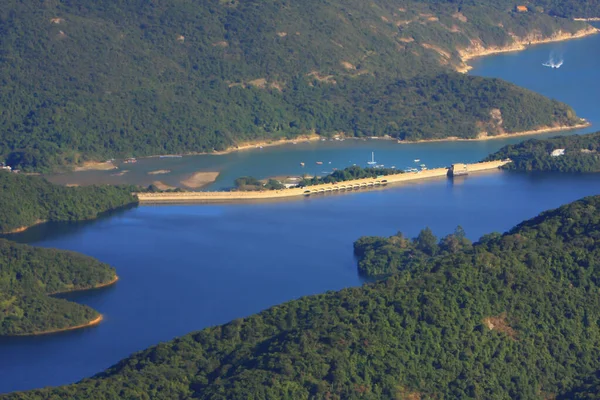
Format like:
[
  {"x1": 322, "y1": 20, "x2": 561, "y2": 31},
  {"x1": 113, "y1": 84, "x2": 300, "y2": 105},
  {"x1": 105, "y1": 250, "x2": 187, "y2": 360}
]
[
  {"x1": 45, "y1": 32, "x2": 600, "y2": 191},
  {"x1": 2, "y1": 32, "x2": 600, "y2": 394}
]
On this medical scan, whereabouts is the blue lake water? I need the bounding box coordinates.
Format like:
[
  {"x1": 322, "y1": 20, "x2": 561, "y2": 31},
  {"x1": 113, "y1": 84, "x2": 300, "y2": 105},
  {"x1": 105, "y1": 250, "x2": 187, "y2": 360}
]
[{"x1": 2, "y1": 31, "x2": 600, "y2": 394}]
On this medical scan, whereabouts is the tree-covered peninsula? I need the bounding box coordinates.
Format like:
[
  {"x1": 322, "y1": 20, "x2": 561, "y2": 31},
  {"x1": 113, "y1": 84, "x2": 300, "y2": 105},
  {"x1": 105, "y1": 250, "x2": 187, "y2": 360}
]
[
  {"x1": 485, "y1": 131, "x2": 600, "y2": 172},
  {"x1": 300, "y1": 166, "x2": 403, "y2": 187},
  {"x1": 232, "y1": 166, "x2": 404, "y2": 191},
  {"x1": 0, "y1": 171, "x2": 138, "y2": 234},
  {"x1": 0, "y1": 0, "x2": 592, "y2": 170},
  {"x1": 7, "y1": 196, "x2": 600, "y2": 398},
  {"x1": 0, "y1": 239, "x2": 117, "y2": 336}
]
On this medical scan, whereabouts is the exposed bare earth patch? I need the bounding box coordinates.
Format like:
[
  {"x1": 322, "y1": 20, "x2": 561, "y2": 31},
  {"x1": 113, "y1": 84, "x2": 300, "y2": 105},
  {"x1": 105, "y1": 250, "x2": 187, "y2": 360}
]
[
  {"x1": 395, "y1": 386, "x2": 422, "y2": 400},
  {"x1": 453, "y1": 12, "x2": 468, "y2": 22},
  {"x1": 247, "y1": 78, "x2": 267, "y2": 88},
  {"x1": 483, "y1": 313, "x2": 517, "y2": 340},
  {"x1": 341, "y1": 61, "x2": 356, "y2": 70},
  {"x1": 421, "y1": 43, "x2": 452, "y2": 62},
  {"x1": 307, "y1": 71, "x2": 336, "y2": 84},
  {"x1": 396, "y1": 19, "x2": 414, "y2": 26}
]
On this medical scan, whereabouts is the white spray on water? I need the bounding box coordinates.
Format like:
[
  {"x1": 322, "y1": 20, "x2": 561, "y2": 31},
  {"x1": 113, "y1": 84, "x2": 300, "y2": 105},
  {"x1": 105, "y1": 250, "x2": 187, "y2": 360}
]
[{"x1": 542, "y1": 51, "x2": 564, "y2": 69}]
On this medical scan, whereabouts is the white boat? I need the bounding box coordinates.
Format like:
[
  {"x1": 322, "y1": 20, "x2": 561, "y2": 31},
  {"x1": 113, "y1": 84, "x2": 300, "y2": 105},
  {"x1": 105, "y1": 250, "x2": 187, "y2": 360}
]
[
  {"x1": 367, "y1": 152, "x2": 377, "y2": 165},
  {"x1": 414, "y1": 159, "x2": 420, "y2": 163}
]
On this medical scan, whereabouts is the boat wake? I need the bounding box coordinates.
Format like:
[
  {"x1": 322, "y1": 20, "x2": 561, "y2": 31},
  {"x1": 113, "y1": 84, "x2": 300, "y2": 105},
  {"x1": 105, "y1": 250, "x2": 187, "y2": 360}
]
[{"x1": 542, "y1": 52, "x2": 564, "y2": 69}]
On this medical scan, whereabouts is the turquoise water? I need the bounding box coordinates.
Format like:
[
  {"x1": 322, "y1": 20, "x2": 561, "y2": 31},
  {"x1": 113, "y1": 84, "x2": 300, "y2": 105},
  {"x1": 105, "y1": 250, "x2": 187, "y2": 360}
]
[
  {"x1": 2, "y1": 31, "x2": 600, "y2": 394},
  {"x1": 46, "y1": 132, "x2": 590, "y2": 190}
]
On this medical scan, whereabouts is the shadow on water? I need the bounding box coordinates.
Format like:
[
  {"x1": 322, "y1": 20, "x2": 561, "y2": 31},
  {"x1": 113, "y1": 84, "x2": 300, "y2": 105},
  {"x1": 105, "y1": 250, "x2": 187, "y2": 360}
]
[{"x1": 0, "y1": 204, "x2": 138, "y2": 244}]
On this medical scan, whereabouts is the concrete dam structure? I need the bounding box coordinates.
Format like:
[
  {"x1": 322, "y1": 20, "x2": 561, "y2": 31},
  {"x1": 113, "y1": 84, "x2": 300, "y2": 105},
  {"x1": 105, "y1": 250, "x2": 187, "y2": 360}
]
[{"x1": 136, "y1": 160, "x2": 510, "y2": 204}]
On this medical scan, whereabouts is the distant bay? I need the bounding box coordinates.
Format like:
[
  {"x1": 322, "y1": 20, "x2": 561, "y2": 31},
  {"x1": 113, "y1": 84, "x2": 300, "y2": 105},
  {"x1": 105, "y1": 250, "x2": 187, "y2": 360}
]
[{"x1": 44, "y1": 31, "x2": 600, "y2": 191}]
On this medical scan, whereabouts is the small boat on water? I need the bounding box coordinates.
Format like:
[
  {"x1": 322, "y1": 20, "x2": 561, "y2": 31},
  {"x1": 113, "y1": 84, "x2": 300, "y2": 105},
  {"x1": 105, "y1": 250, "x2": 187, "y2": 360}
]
[
  {"x1": 300, "y1": 162, "x2": 305, "y2": 167},
  {"x1": 367, "y1": 152, "x2": 377, "y2": 166},
  {"x1": 316, "y1": 161, "x2": 323, "y2": 165},
  {"x1": 414, "y1": 159, "x2": 420, "y2": 163},
  {"x1": 124, "y1": 158, "x2": 137, "y2": 164}
]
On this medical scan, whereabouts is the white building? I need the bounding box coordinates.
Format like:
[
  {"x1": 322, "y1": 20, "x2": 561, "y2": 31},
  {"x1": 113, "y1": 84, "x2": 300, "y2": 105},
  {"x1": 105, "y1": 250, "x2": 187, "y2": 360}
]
[{"x1": 550, "y1": 149, "x2": 565, "y2": 157}]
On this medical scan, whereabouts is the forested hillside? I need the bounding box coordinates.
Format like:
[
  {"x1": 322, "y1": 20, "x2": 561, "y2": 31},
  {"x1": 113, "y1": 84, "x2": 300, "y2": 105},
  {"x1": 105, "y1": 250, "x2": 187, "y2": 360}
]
[
  {"x1": 0, "y1": 0, "x2": 591, "y2": 170},
  {"x1": 0, "y1": 239, "x2": 117, "y2": 335},
  {"x1": 354, "y1": 226, "x2": 472, "y2": 278},
  {"x1": 480, "y1": 0, "x2": 600, "y2": 18},
  {"x1": 8, "y1": 196, "x2": 600, "y2": 399},
  {"x1": 485, "y1": 131, "x2": 600, "y2": 172},
  {"x1": 0, "y1": 171, "x2": 138, "y2": 233}
]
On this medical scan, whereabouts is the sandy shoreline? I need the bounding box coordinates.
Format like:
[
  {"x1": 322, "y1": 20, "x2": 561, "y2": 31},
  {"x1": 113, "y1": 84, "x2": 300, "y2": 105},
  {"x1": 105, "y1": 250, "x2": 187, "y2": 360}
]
[
  {"x1": 212, "y1": 134, "x2": 321, "y2": 155},
  {"x1": 2, "y1": 219, "x2": 47, "y2": 235},
  {"x1": 13, "y1": 315, "x2": 104, "y2": 337},
  {"x1": 48, "y1": 275, "x2": 120, "y2": 296},
  {"x1": 456, "y1": 26, "x2": 599, "y2": 73},
  {"x1": 73, "y1": 161, "x2": 118, "y2": 172},
  {"x1": 574, "y1": 17, "x2": 600, "y2": 21},
  {"x1": 397, "y1": 122, "x2": 591, "y2": 145},
  {"x1": 180, "y1": 171, "x2": 220, "y2": 189}
]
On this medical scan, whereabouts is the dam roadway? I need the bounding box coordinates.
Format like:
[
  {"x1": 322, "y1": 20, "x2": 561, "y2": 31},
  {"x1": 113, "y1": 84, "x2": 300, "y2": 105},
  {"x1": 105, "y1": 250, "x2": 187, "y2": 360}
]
[{"x1": 136, "y1": 160, "x2": 510, "y2": 204}]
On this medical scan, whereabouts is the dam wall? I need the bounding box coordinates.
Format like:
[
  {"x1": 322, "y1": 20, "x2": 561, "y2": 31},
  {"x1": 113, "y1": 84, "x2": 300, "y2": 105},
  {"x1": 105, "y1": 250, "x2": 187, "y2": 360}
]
[{"x1": 136, "y1": 160, "x2": 510, "y2": 204}]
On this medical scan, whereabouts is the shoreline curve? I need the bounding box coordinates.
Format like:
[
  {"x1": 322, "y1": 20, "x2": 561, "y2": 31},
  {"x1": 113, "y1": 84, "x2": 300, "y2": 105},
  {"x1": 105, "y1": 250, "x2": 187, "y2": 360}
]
[
  {"x1": 397, "y1": 122, "x2": 591, "y2": 145},
  {"x1": 48, "y1": 275, "x2": 120, "y2": 296},
  {"x1": 456, "y1": 26, "x2": 599, "y2": 73},
  {"x1": 13, "y1": 315, "x2": 104, "y2": 337}
]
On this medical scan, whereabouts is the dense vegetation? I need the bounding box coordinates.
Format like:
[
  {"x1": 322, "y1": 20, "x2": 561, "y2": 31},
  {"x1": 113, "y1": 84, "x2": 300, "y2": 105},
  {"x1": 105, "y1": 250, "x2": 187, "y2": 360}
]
[
  {"x1": 354, "y1": 226, "x2": 472, "y2": 277},
  {"x1": 0, "y1": 239, "x2": 116, "y2": 336},
  {"x1": 233, "y1": 176, "x2": 285, "y2": 191},
  {"x1": 300, "y1": 165, "x2": 404, "y2": 187},
  {"x1": 0, "y1": 0, "x2": 589, "y2": 170},
  {"x1": 486, "y1": 0, "x2": 600, "y2": 18},
  {"x1": 485, "y1": 131, "x2": 600, "y2": 172},
  {"x1": 8, "y1": 196, "x2": 600, "y2": 398},
  {"x1": 0, "y1": 171, "x2": 138, "y2": 233}
]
